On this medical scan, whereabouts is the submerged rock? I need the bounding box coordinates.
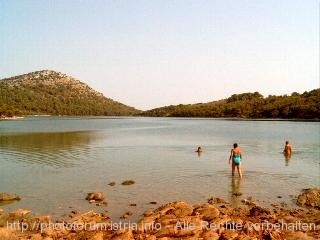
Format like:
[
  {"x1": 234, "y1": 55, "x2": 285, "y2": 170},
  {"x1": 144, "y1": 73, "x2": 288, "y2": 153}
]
[
  {"x1": 120, "y1": 211, "x2": 133, "y2": 219},
  {"x1": 108, "y1": 182, "x2": 116, "y2": 186},
  {"x1": 208, "y1": 197, "x2": 228, "y2": 205},
  {"x1": 232, "y1": 192, "x2": 243, "y2": 197},
  {"x1": 86, "y1": 192, "x2": 105, "y2": 202},
  {"x1": 121, "y1": 180, "x2": 135, "y2": 185},
  {"x1": 0, "y1": 193, "x2": 21, "y2": 201}
]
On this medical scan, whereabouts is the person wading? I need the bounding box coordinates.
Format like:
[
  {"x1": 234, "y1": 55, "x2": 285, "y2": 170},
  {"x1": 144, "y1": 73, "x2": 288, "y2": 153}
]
[{"x1": 229, "y1": 143, "x2": 243, "y2": 179}]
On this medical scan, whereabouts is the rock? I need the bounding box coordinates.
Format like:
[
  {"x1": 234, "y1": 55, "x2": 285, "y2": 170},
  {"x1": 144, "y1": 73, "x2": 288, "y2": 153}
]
[
  {"x1": 30, "y1": 233, "x2": 43, "y2": 240},
  {"x1": 175, "y1": 229, "x2": 196, "y2": 237},
  {"x1": 200, "y1": 230, "x2": 219, "y2": 239},
  {"x1": 171, "y1": 201, "x2": 194, "y2": 218},
  {"x1": 101, "y1": 212, "x2": 110, "y2": 219},
  {"x1": 121, "y1": 211, "x2": 133, "y2": 219},
  {"x1": 108, "y1": 182, "x2": 116, "y2": 186},
  {"x1": 2, "y1": 197, "x2": 320, "y2": 239},
  {"x1": 249, "y1": 206, "x2": 271, "y2": 217},
  {"x1": 112, "y1": 229, "x2": 134, "y2": 240},
  {"x1": 0, "y1": 193, "x2": 21, "y2": 201},
  {"x1": 156, "y1": 203, "x2": 175, "y2": 216},
  {"x1": 0, "y1": 227, "x2": 15, "y2": 239},
  {"x1": 42, "y1": 229, "x2": 56, "y2": 238},
  {"x1": 154, "y1": 225, "x2": 175, "y2": 238},
  {"x1": 130, "y1": 203, "x2": 137, "y2": 206},
  {"x1": 242, "y1": 199, "x2": 256, "y2": 207},
  {"x1": 144, "y1": 236, "x2": 156, "y2": 240},
  {"x1": 92, "y1": 232, "x2": 104, "y2": 240},
  {"x1": 143, "y1": 211, "x2": 154, "y2": 217},
  {"x1": 220, "y1": 230, "x2": 239, "y2": 239},
  {"x1": 86, "y1": 192, "x2": 105, "y2": 202},
  {"x1": 149, "y1": 201, "x2": 157, "y2": 205},
  {"x1": 297, "y1": 188, "x2": 320, "y2": 209},
  {"x1": 285, "y1": 231, "x2": 315, "y2": 240},
  {"x1": 208, "y1": 197, "x2": 228, "y2": 204},
  {"x1": 195, "y1": 204, "x2": 220, "y2": 221},
  {"x1": 96, "y1": 201, "x2": 107, "y2": 206},
  {"x1": 10, "y1": 209, "x2": 31, "y2": 216},
  {"x1": 247, "y1": 196, "x2": 254, "y2": 201},
  {"x1": 126, "y1": 211, "x2": 133, "y2": 216},
  {"x1": 121, "y1": 180, "x2": 136, "y2": 185},
  {"x1": 233, "y1": 192, "x2": 243, "y2": 197}
]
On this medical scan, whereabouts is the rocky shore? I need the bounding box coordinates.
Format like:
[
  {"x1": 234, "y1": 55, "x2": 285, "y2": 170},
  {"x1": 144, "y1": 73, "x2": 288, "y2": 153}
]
[{"x1": 0, "y1": 189, "x2": 319, "y2": 240}]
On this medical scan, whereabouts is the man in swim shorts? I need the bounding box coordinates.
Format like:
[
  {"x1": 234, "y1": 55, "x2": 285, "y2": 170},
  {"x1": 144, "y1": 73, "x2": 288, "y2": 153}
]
[
  {"x1": 229, "y1": 143, "x2": 243, "y2": 179},
  {"x1": 283, "y1": 141, "x2": 292, "y2": 156}
]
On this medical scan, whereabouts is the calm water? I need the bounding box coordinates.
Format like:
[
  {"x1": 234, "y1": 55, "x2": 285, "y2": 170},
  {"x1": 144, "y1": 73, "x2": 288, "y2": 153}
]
[{"x1": 0, "y1": 117, "x2": 319, "y2": 221}]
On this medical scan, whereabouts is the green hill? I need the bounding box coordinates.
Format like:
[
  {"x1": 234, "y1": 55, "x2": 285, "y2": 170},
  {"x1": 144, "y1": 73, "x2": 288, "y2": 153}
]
[
  {"x1": 0, "y1": 70, "x2": 140, "y2": 117},
  {"x1": 140, "y1": 90, "x2": 320, "y2": 120}
]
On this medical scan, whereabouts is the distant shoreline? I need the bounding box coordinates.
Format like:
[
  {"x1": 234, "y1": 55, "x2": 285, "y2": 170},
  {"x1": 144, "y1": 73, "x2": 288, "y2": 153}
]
[
  {"x1": 2, "y1": 115, "x2": 318, "y2": 122},
  {"x1": 0, "y1": 116, "x2": 24, "y2": 120}
]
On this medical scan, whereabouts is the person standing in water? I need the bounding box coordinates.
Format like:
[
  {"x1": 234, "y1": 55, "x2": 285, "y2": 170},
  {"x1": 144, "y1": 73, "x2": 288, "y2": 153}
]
[
  {"x1": 195, "y1": 146, "x2": 203, "y2": 157},
  {"x1": 283, "y1": 141, "x2": 292, "y2": 155},
  {"x1": 229, "y1": 143, "x2": 243, "y2": 179}
]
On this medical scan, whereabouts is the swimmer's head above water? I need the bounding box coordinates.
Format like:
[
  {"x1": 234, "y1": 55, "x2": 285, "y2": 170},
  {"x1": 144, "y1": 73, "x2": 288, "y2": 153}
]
[{"x1": 196, "y1": 146, "x2": 203, "y2": 152}]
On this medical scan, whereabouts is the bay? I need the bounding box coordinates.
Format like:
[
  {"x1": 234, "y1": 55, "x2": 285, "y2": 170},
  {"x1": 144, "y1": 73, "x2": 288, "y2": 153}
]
[{"x1": 0, "y1": 117, "x2": 319, "y2": 221}]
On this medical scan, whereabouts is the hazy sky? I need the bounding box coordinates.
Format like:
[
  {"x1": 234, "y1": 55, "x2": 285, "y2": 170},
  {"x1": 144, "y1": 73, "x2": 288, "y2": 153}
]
[{"x1": 1, "y1": 0, "x2": 318, "y2": 110}]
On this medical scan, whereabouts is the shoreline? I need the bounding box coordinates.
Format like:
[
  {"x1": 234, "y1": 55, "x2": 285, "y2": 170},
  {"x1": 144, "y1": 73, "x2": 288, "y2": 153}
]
[
  {"x1": 2, "y1": 115, "x2": 319, "y2": 122},
  {"x1": 0, "y1": 116, "x2": 24, "y2": 120},
  {"x1": 1, "y1": 189, "x2": 319, "y2": 239}
]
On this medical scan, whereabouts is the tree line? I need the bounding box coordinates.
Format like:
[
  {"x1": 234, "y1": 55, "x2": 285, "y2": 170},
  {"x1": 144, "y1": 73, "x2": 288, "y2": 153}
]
[{"x1": 140, "y1": 89, "x2": 320, "y2": 120}]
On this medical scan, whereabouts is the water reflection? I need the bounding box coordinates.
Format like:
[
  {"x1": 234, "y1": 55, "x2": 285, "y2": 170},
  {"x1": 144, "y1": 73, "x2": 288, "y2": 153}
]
[
  {"x1": 230, "y1": 177, "x2": 243, "y2": 206},
  {"x1": 283, "y1": 153, "x2": 292, "y2": 166},
  {"x1": 196, "y1": 151, "x2": 203, "y2": 158},
  {"x1": 0, "y1": 131, "x2": 99, "y2": 167}
]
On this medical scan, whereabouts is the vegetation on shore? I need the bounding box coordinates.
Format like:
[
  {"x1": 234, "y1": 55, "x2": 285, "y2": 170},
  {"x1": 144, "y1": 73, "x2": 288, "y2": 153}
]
[
  {"x1": 0, "y1": 70, "x2": 319, "y2": 119},
  {"x1": 0, "y1": 70, "x2": 140, "y2": 117},
  {"x1": 140, "y1": 89, "x2": 320, "y2": 120},
  {"x1": 0, "y1": 103, "x2": 22, "y2": 118}
]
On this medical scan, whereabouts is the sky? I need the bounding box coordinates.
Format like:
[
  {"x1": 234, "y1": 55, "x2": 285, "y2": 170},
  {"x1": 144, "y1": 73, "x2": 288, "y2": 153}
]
[{"x1": 0, "y1": 0, "x2": 319, "y2": 110}]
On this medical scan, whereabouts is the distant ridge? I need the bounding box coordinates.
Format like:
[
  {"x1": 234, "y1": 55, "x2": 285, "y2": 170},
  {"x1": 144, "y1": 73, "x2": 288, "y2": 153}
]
[
  {"x1": 140, "y1": 90, "x2": 320, "y2": 120},
  {"x1": 0, "y1": 70, "x2": 140, "y2": 116}
]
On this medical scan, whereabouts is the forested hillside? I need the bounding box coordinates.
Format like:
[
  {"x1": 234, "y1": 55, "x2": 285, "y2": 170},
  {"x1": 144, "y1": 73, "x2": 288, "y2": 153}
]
[
  {"x1": 0, "y1": 70, "x2": 140, "y2": 117},
  {"x1": 140, "y1": 90, "x2": 320, "y2": 120},
  {"x1": 1, "y1": 70, "x2": 318, "y2": 120}
]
